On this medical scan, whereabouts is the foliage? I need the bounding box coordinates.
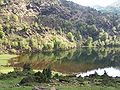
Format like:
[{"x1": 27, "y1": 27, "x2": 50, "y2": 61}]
[
  {"x1": 85, "y1": 37, "x2": 93, "y2": 47},
  {"x1": 20, "y1": 66, "x2": 52, "y2": 85},
  {"x1": 43, "y1": 42, "x2": 54, "y2": 50},
  {"x1": 12, "y1": 14, "x2": 19, "y2": 22},
  {"x1": 22, "y1": 22, "x2": 29, "y2": 31},
  {"x1": 23, "y1": 63, "x2": 32, "y2": 72},
  {"x1": 67, "y1": 32, "x2": 74, "y2": 42},
  {"x1": 0, "y1": 30, "x2": 4, "y2": 39}
]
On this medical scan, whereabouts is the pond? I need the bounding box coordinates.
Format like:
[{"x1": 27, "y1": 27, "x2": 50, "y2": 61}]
[{"x1": 1, "y1": 47, "x2": 120, "y2": 77}]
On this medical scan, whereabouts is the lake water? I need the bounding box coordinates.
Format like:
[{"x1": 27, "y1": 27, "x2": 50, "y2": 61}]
[{"x1": 1, "y1": 47, "x2": 120, "y2": 77}]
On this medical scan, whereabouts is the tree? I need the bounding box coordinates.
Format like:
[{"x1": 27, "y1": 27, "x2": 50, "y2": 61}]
[
  {"x1": 42, "y1": 66, "x2": 52, "y2": 79},
  {"x1": 0, "y1": 31, "x2": 4, "y2": 39},
  {"x1": 0, "y1": 24, "x2": 4, "y2": 39},
  {"x1": 86, "y1": 37, "x2": 93, "y2": 47},
  {"x1": 12, "y1": 14, "x2": 19, "y2": 22},
  {"x1": 67, "y1": 32, "x2": 74, "y2": 42}
]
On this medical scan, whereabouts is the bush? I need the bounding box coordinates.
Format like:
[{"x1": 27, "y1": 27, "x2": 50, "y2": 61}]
[
  {"x1": 18, "y1": 39, "x2": 30, "y2": 50},
  {"x1": 43, "y1": 42, "x2": 54, "y2": 50},
  {"x1": 20, "y1": 66, "x2": 52, "y2": 85},
  {"x1": 23, "y1": 63, "x2": 32, "y2": 72},
  {"x1": 19, "y1": 76, "x2": 36, "y2": 85},
  {"x1": 0, "y1": 30, "x2": 4, "y2": 39},
  {"x1": 85, "y1": 37, "x2": 93, "y2": 47},
  {"x1": 53, "y1": 37, "x2": 61, "y2": 50},
  {"x1": 22, "y1": 22, "x2": 29, "y2": 31},
  {"x1": 67, "y1": 32, "x2": 74, "y2": 42},
  {"x1": 12, "y1": 14, "x2": 19, "y2": 22}
]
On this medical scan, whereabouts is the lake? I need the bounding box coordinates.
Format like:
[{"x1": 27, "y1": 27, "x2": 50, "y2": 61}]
[{"x1": 1, "y1": 47, "x2": 120, "y2": 77}]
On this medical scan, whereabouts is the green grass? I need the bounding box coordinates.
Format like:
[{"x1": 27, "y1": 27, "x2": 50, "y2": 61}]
[
  {"x1": 0, "y1": 54, "x2": 18, "y2": 60},
  {"x1": 0, "y1": 78, "x2": 120, "y2": 90},
  {"x1": 0, "y1": 66, "x2": 14, "y2": 73},
  {"x1": 0, "y1": 77, "x2": 32, "y2": 90},
  {"x1": 57, "y1": 86, "x2": 120, "y2": 90}
]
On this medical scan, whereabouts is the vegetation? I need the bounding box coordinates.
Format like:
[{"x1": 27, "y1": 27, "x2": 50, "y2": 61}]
[
  {"x1": 0, "y1": 54, "x2": 18, "y2": 60},
  {"x1": 0, "y1": 0, "x2": 120, "y2": 53},
  {"x1": 0, "y1": 64, "x2": 120, "y2": 90}
]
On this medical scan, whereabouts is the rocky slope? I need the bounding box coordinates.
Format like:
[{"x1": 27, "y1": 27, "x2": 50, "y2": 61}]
[{"x1": 0, "y1": 0, "x2": 120, "y2": 54}]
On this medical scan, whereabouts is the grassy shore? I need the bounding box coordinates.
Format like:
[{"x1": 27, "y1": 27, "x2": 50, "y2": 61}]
[
  {"x1": 0, "y1": 77, "x2": 120, "y2": 90},
  {"x1": 0, "y1": 54, "x2": 18, "y2": 60}
]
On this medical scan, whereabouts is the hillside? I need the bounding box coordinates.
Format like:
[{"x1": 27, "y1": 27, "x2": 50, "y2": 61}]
[
  {"x1": 0, "y1": 0, "x2": 120, "y2": 54},
  {"x1": 94, "y1": 1, "x2": 120, "y2": 14}
]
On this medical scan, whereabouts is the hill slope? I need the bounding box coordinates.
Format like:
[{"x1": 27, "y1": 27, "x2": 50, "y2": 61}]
[
  {"x1": 94, "y1": 1, "x2": 120, "y2": 14},
  {"x1": 0, "y1": 0, "x2": 120, "y2": 54}
]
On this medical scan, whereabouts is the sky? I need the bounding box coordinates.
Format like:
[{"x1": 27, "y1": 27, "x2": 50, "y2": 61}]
[{"x1": 68, "y1": 0, "x2": 118, "y2": 7}]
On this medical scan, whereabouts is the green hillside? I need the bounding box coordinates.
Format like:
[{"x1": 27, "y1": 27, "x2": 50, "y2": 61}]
[{"x1": 0, "y1": 0, "x2": 120, "y2": 54}]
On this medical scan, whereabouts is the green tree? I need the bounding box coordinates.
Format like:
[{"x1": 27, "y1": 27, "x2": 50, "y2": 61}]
[
  {"x1": 0, "y1": 24, "x2": 4, "y2": 39},
  {"x1": 0, "y1": 31, "x2": 4, "y2": 39},
  {"x1": 86, "y1": 37, "x2": 93, "y2": 47},
  {"x1": 12, "y1": 14, "x2": 19, "y2": 22},
  {"x1": 67, "y1": 32, "x2": 74, "y2": 42}
]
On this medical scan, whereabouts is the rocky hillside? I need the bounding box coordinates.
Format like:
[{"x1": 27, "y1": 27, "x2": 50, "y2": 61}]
[{"x1": 0, "y1": 0, "x2": 120, "y2": 54}]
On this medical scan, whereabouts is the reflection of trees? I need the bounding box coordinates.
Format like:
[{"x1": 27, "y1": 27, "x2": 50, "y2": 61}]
[{"x1": 9, "y1": 47, "x2": 120, "y2": 74}]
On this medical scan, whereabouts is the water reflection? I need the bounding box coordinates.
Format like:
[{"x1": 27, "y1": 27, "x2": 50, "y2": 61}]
[{"x1": 5, "y1": 47, "x2": 120, "y2": 77}]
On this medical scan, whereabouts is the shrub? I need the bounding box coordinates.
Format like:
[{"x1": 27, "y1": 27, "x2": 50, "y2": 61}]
[
  {"x1": 18, "y1": 39, "x2": 30, "y2": 50},
  {"x1": 43, "y1": 42, "x2": 54, "y2": 50},
  {"x1": 29, "y1": 38, "x2": 38, "y2": 49},
  {"x1": 42, "y1": 66, "x2": 52, "y2": 79},
  {"x1": 19, "y1": 76, "x2": 36, "y2": 85},
  {"x1": 23, "y1": 63, "x2": 32, "y2": 72},
  {"x1": 53, "y1": 37, "x2": 61, "y2": 50},
  {"x1": 0, "y1": 31, "x2": 4, "y2": 39},
  {"x1": 20, "y1": 66, "x2": 52, "y2": 85},
  {"x1": 67, "y1": 32, "x2": 74, "y2": 42},
  {"x1": 85, "y1": 37, "x2": 93, "y2": 47},
  {"x1": 12, "y1": 14, "x2": 19, "y2": 22},
  {"x1": 33, "y1": 22, "x2": 39, "y2": 27},
  {"x1": 22, "y1": 22, "x2": 29, "y2": 31}
]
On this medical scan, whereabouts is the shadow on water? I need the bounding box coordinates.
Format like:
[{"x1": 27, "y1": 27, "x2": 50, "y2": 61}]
[{"x1": 6, "y1": 47, "x2": 120, "y2": 76}]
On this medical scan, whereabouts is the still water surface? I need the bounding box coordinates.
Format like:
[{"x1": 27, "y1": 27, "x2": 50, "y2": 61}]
[{"x1": 1, "y1": 48, "x2": 120, "y2": 77}]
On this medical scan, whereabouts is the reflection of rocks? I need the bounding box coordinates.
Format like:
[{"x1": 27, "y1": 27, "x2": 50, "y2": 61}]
[{"x1": 32, "y1": 86, "x2": 48, "y2": 90}]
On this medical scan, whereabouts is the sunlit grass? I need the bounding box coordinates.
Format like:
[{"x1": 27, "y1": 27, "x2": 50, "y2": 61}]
[
  {"x1": 0, "y1": 66, "x2": 14, "y2": 74},
  {"x1": 57, "y1": 86, "x2": 120, "y2": 90},
  {"x1": 0, "y1": 54, "x2": 18, "y2": 60},
  {"x1": 0, "y1": 77, "x2": 32, "y2": 90}
]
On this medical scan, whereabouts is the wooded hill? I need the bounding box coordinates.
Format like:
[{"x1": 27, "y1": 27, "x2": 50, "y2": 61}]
[{"x1": 0, "y1": 0, "x2": 120, "y2": 54}]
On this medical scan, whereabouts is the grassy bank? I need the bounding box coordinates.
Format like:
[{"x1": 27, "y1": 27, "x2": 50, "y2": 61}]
[
  {"x1": 0, "y1": 77, "x2": 32, "y2": 90},
  {"x1": 0, "y1": 54, "x2": 18, "y2": 60},
  {"x1": 0, "y1": 77, "x2": 120, "y2": 90}
]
